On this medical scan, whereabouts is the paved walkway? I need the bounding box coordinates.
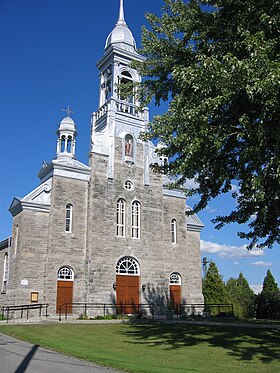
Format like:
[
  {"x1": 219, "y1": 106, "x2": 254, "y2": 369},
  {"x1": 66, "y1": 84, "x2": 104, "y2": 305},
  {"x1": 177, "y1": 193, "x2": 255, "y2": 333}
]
[{"x1": 0, "y1": 332, "x2": 122, "y2": 373}]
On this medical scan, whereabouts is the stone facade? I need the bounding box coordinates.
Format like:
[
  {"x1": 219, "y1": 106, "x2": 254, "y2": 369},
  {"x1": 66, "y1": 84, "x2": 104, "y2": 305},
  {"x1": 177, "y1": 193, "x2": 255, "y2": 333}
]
[{"x1": 0, "y1": 1, "x2": 204, "y2": 317}]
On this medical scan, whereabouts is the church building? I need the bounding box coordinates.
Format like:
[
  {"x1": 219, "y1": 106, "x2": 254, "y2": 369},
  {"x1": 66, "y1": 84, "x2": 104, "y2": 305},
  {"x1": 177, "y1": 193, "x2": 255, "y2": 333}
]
[{"x1": 0, "y1": 0, "x2": 204, "y2": 317}]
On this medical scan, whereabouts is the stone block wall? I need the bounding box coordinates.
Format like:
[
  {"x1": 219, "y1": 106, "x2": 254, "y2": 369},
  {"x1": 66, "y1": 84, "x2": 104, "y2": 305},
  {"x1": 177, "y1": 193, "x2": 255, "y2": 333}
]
[
  {"x1": 4, "y1": 209, "x2": 49, "y2": 306},
  {"x1": 46, "y1": 175, "x2": 88, "y2": 314},
  {"x1": 86, "y1": 137, "x2": 204, "y2": 309}
]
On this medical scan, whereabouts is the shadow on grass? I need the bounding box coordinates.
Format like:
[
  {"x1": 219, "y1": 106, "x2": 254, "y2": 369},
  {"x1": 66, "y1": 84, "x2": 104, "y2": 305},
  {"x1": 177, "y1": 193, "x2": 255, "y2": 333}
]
[{"x1": 123, "y1": 322, "x2": 280, "y2": 364}]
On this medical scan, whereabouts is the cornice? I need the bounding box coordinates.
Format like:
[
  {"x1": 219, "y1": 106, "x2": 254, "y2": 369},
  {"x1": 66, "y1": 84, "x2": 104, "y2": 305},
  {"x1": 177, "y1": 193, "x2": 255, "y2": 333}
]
[
  {"x1": 38, "y1": 159, "x2": 90, "y2": 183},
  {"x1": 9, "y1": 199, "x2": 50, "y2": 217},
  {"x1": 97, "y1": 45, "x2": 145, "y2": 69},
  {"x1": 163, "y1": 188, "x2": 186, "y2": 199}
]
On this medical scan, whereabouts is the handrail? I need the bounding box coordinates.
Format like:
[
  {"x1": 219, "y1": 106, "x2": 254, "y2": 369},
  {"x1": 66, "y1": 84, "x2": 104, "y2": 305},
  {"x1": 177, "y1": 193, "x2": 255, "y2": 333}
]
[
  {"x1": 58, "y1": 303, "x2": 155, "y2": 321},
  {"x1": 1, "y1": 303, "x2": 49, "y2": 323}
]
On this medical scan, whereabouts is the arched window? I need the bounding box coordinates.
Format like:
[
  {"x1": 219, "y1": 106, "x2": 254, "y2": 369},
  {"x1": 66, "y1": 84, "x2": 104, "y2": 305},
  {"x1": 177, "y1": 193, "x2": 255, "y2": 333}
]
[
  {"x1": 117, "y1": 199, "x2": 125, "y2": 237},
  {"x1": 65, "y1": 204, "x2": 73, "y2": 233},
  {"x1": 119, "y1": 70, "x2": 134, "y2": 107},
  {"x1": 60, "y1": 135, "x2": 66, "y2": 152},
  {"x1": 131, "y1": 201, "x2": 141, "y2": 239},
  {"x1": 2, "y1": 253, "x2": 8, "y2": 293},
  {"x1": 57, "y1": 266, "x2": 74, "y2": 281},
  {"x1": 169, "y1": 272, "x2": 181, "y2": 285},
  {"x1": 67, "y1": 136, "x2": 72, "y2": 153},
  {"x1": 116, "y1": 257, "x2": 140, "y2": 276},
  {"x1": 14, "y1": 225, "x2": 19, "y2": 257},
  {"x1": 119, "y1": 71, "x2": 133, "y2": 94},
  {"x1": 171, "y1": 219, "x2": 177, "y2": 244}
]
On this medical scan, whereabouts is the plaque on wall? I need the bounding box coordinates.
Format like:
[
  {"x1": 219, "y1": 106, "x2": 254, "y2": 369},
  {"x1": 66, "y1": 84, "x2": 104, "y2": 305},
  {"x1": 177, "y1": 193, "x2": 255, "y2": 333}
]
[{"x1": 30, "y1": 292, "x2": 39, "y2": 303}]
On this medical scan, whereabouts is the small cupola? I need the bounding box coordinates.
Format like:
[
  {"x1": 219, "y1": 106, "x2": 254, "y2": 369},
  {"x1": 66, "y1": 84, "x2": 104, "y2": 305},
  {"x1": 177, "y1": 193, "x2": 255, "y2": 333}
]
[{"x1": 56, "y1": 115, "x2": 78, "y2": 159}]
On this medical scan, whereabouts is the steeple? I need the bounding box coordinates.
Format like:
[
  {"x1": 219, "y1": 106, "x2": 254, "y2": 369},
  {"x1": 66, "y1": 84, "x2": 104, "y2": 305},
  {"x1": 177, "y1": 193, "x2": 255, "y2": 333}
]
[
  {"x1": 105, "y1": 0, "x2": 136, "y2": 50},
  {"x1": 91, "y1": 0, "x2": 150, "y2": 181},
  {"x1": 117, "y1": 0, "x2": 126, "y2": 26}
]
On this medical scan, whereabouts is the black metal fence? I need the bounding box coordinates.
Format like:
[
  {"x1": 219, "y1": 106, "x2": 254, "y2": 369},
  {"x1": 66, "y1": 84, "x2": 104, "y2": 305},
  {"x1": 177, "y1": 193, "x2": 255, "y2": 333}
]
[
  {"x1": 178, "y1": 303, "x2": 234, "y2": 318},
  {"x1": 58, "y1": 302, "x2": 233, "y2": 321},
  {"x1": 0, "y1": 302, "x2": 233, "y2": 322},
  {"x1": 58, "y1": 303, "x2": 155, "y2": 321},
  {"x1": 1, "y1": 303, "x2": 49, "y2": 323}
]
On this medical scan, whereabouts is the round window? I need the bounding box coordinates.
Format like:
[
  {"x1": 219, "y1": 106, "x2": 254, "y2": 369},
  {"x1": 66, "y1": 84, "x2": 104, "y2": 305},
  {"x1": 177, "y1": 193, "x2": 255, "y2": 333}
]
[{"x1": 124, "y1": 180, "x2": 134, "y2": 190}]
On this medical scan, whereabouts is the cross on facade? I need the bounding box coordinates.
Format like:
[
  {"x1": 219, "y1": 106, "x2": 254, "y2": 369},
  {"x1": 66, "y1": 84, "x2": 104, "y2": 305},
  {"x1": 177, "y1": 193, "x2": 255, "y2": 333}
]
[{"x1": 63, "y1": 105, "x2": 74, "y2": 117}]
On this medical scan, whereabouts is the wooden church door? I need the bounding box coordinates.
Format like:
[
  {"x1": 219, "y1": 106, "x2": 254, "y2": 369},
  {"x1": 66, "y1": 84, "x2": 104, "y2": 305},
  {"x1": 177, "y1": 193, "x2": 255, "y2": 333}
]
[
  {"x1": 169, "y1": 272, "x2": 182, "y2": 315},
  {"x1": 116, "y1": 257, "x2": 140, "y2": 314},
  {"x1": 56, "y1": 267, "x2": 74, "y2": 314}
]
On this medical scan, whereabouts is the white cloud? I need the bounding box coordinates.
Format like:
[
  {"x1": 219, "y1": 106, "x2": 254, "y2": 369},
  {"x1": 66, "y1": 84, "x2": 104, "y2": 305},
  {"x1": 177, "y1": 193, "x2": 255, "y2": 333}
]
[
  {"x1": 251, "y1": 261, "x2": 272, "y2": 267},
  {"x1": 231, "y1": 183, "x2": 239, "y2": 193},
  {"x1": 204, "y1": 205, "x2": 219, "y2": 214},
  {"x1": 201, "y1": 240, "x2": 264, "y2": 259}
]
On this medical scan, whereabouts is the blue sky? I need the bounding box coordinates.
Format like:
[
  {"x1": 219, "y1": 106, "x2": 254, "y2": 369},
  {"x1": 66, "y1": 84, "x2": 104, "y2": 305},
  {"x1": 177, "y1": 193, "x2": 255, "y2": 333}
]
[{"x1": 0, "y1": 0, "x2": 279, "y2": 287}]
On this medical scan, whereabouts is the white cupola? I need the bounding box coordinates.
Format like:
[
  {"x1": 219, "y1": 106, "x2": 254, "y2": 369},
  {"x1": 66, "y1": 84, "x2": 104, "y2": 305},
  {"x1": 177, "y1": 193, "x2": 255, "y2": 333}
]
[{"x1": 56, "y1": 115, "x2": 78, "y2": 159}]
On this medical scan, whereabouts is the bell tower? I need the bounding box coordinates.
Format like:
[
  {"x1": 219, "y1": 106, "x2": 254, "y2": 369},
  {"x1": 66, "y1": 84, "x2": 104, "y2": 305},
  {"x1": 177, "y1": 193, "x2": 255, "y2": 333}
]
[
  {"x1": 56, "y1": 113, "x2": 77, "y2": 160},
  {"x1": 90, "y1": 0, "x2": 151, "y2": 181}
]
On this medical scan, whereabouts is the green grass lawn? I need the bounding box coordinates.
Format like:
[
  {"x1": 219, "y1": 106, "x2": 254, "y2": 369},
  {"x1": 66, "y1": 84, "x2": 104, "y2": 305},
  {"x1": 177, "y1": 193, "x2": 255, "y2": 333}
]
[{"x1": 0, "y1": 322, "x2": 279, "y2": 373}]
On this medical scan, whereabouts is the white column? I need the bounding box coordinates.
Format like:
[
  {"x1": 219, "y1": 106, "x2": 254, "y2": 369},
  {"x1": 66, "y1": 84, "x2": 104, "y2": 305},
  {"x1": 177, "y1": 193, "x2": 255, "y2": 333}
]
[{"x1": 56, "y1": 138, "x2": 60, "y2": 154}]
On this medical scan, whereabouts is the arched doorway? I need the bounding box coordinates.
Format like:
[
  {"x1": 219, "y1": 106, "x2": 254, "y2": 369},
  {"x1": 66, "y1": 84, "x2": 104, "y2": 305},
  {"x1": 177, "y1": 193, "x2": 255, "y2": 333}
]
[
  {"x1": 56, "y1": 267, "x2": 74, "y2": 314},
  {"x1": 169, "y1": 272, "x2": 182, "y2": 315},
  {"x1": 116, "y1": 257, "x2": 140, "y2": 314}
]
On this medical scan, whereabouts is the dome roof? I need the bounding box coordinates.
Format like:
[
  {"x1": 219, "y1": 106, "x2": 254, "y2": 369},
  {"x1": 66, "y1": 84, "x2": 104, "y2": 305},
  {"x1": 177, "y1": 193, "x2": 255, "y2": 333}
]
[
  {"x1": 58, "y1": 116, "x2": 76, "y2": 132},
  {"x1": 105, "y1": 24, "x2": 136, "y2": 49},
  {"x1": 105, "y1": 0, "x2": 136, "y2": 50}
]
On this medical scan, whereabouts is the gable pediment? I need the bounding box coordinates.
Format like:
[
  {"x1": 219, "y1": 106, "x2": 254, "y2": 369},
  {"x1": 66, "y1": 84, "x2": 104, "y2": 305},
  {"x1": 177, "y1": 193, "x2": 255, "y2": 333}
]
[
  {"x1": 9, "y1": 180, "x2": 52, "y2": 217},
  {"x1": 22, "y1": 179, "x2": 52, "y2": 204}
]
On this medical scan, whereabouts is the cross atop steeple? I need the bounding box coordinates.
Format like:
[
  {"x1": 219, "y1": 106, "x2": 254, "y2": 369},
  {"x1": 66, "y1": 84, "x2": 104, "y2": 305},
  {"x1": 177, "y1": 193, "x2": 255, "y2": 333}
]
[
  {"x1": 63, "y1": 105, "x2": 74, "y2": 117},
  {"x1": 117, "y1": 0, "x2": 126, "y2": 26}
]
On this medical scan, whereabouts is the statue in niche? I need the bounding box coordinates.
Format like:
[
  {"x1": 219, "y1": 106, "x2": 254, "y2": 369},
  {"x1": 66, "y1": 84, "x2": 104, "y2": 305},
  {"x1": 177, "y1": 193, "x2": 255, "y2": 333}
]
[{"x1": 125, "y1": 139, "x2": 132, "y2": 156}]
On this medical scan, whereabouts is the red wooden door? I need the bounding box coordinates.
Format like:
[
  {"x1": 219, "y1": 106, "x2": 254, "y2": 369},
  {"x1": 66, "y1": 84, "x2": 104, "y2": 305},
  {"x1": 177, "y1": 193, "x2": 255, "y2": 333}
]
[
  {"x1": 116, "y1": 275, "x2": 140, "y2": 314},
  {"x1": 170, "y1": 285, "x2": 181, "y2": 315},
  {"x1": 56, "y1": 280, "x2": 73, "y2": 314}
]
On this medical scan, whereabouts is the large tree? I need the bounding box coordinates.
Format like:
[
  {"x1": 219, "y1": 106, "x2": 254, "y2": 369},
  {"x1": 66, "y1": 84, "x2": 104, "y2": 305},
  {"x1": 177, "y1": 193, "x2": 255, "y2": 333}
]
[
  {"x1": 256, "y1": 269, "x2": 280, "y2": 319},
  {"x1": 226, "y1": 273, "x2": 255, "y2": 318},
  {"x1": 203, "y1": 261, "x2": 228, "y2": 304},
  {"x1": 136, "y1": 0, "x2": 280, "y2": 249}
]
